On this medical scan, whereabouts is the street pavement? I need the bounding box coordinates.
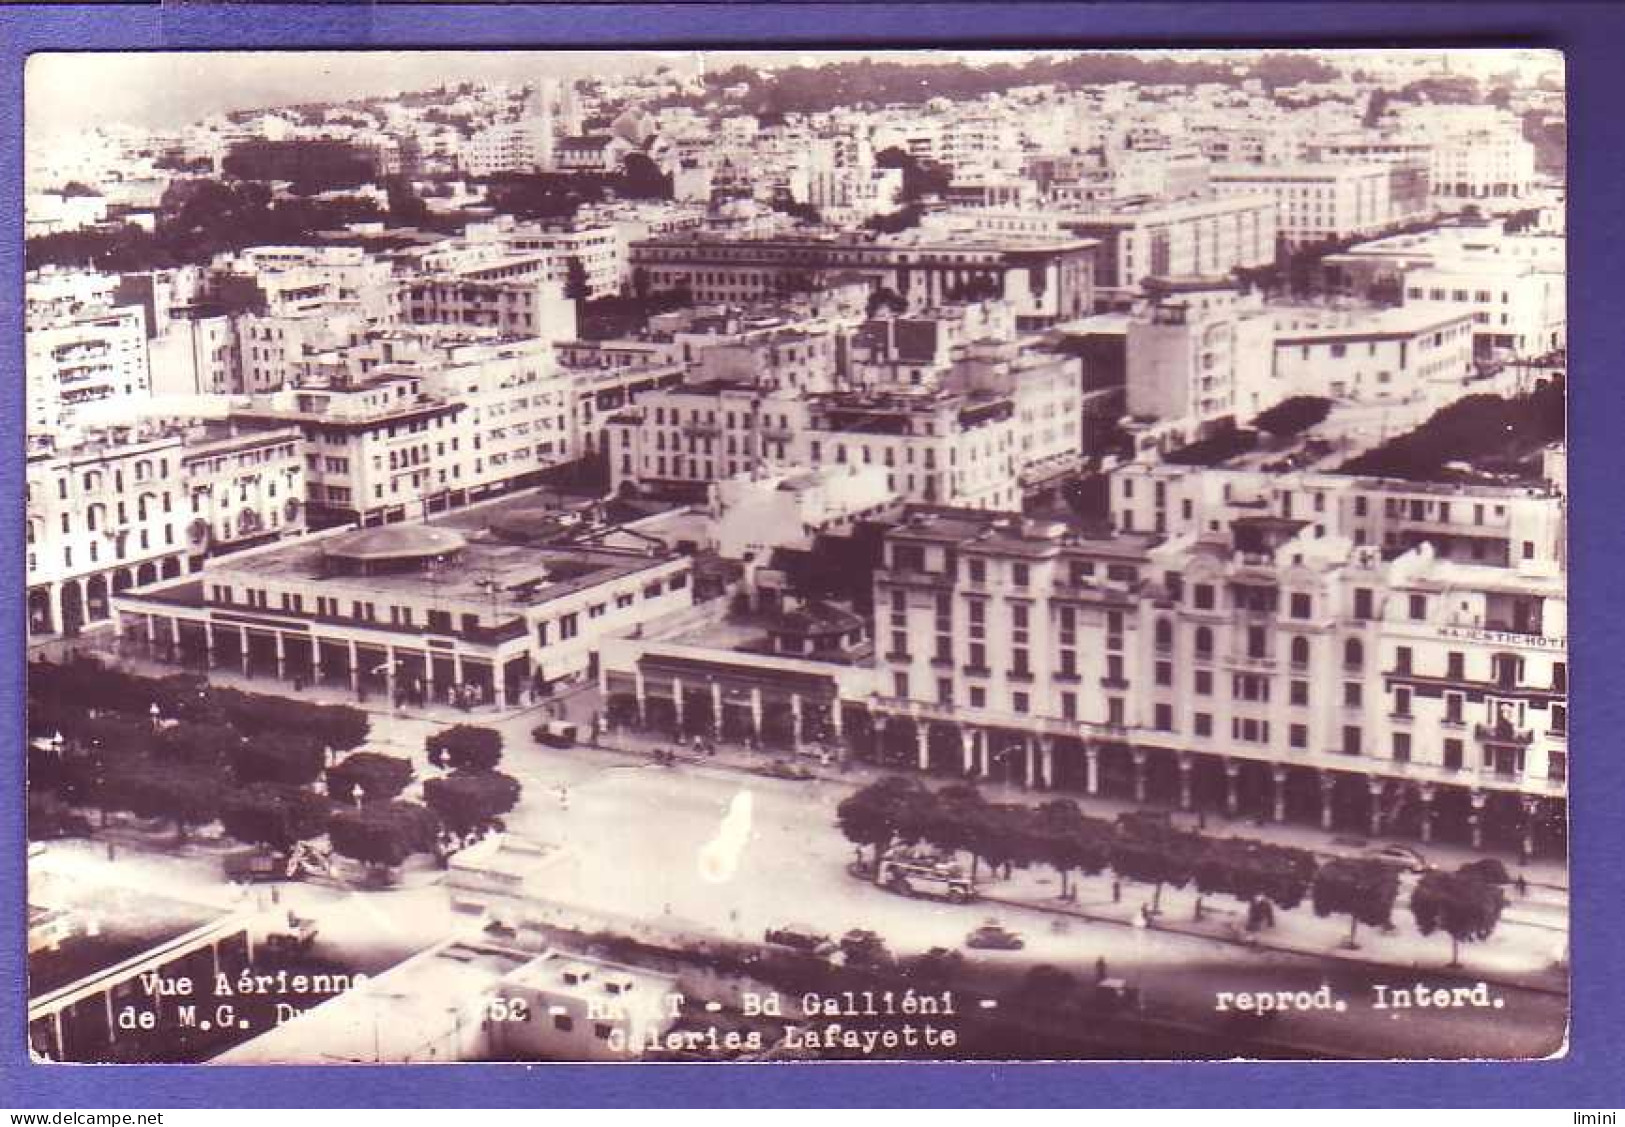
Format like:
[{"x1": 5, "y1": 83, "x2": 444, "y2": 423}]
[{"x1": 30, "y1": 669, "x2": 1569, "y2": 1060}]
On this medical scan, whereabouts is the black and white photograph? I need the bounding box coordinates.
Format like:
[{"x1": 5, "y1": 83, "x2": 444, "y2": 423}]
[{"x1": 22, "y1": 47, "x2": 1568, "y2": 1065}]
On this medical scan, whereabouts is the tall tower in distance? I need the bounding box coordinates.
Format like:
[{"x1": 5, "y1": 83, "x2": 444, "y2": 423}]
[{"x1": 525, "y1": 81, "x2": 556, "y2": 172}]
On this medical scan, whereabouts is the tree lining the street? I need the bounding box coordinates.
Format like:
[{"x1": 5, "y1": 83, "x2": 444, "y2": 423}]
[
  {"x1": 1311, "y1": 856, "x2": 1401, "y2": 949},
  {"x1": 422, "y1": 771, "x2": 522, "y2": 836},
  {"x1": 219, "y1": 782, "x2": 337, "y2": 851},
  {"x1": 328, "y1": 800, "x2": 441, "y2": 875},
  {"x1": 426, "y1": 724, "x2": 505, "y2": 772},
  {"x1": 1410, "y1": 869, "x2": 1508, "y2": 967},
  {"x1": 326, "y1": 751, "x2": 415, "y2": 805}
]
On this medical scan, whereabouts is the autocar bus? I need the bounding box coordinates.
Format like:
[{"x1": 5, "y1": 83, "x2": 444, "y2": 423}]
[{"x1": 876, "y1": 854, "x2": 976, "y2": 903}]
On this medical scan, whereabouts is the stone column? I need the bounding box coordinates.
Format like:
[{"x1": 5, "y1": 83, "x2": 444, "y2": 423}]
[
  {"x1": 347, "y1": 640, "x2": 360, "y2": 692},
  {"x1": 633, "y1": 671, "x2": 647, "y2": 726},
  {"x1": 671, "y1": 677, "x2": 685, "y2": 731},
  {"x1": 47, "y1": 583, "x2": 63, "y2": 638},
  {"x1": 384, "y1": 647, "x2": 397, "y2": 702},
  {"x1": 1085, "y1": 743, "x2": 1101, "y2": 796},
  {"x1": 829, "y1": 699, "x2": 843, "y2": 740},
  {"x1": 711, "y1": 682, "x2": 724, "y2": 739},
  {"x1": 916, "y1": 723, "x2": 930, "y2": 772},
  {"x1": 959, "y1": 726, "x2": 974, "y2": 774},
  {"x1": 1178, "y1": 753, "x2": 1194, "y2": 812},
  {"x1": 1469, "y1": 789, "x2": 1486, "y2": 850},
  {"x1": 274, "y1": 633, "x2": 286, "y2": 680},
  {"x1": 1271, "y1": 765, "x2": 1288, "y2": 823},
  {"x1": 1038, "y1": 736, "x2": 1054, "y2": 790},
  {"x1": 1319, "y1": 772, "x2": 1336, "y2": 831},
  {"x1": 1418, "y1": 783, "x2": 1435, "y2": 843},
  {"x1": 1224, "y1": 758, "x2": 1240, "y2": 818},
  {"x1": 1023, "y1": 736, "x2": 1036, "y2": 789},
  {"x1": 749, "y1": 687, "x2": 763, "y2": 740},
  {"x1": 1132, "y1": 748, "x2": 1147, "y2": 804},
  {"x1": 239, "y1": 629, "x2": 250, "y2": 677},
  {"x1": 1367, "y1": 778, "x2": 1385, "y2": 838},
  {"x1": 452, "y1": 653, "x2": 465, "y2": 702},
  {"x1": 789, "y1": 693, "x2": 803, "y2": 750},
  {"x1": 203, "y1": 622, "x2": 216, "y2": 668},
  {"x1": 978, "y1": 730, "x2": 992, "y2": 779}
]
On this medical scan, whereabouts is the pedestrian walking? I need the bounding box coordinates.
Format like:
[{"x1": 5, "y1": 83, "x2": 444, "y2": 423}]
[
  {"x1": 1112, "y1": 878, "x2": 1122, "y2": 904},
  {"x1": 1095, "y1": 956, "x2": 1107, "y2": 983},
  {"x1": 1516, "y1": 874, "x2": 1528, "y2": 897}
]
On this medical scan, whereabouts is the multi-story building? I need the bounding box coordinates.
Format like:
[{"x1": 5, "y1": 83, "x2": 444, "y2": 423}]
[
  {"x1": 235, "y1": 332, "x2": 578, "y2": 526},
  {"x1": 629, "y1": 231, "x2": 1097, "y2": 330},
  {"x1": 1108, "y1": 462, "x2": 1567, "y2": 570},
  {"x1": 178, "y1": 423, "x2": 307, "y2": 566},
  {"x1": 868, "y1": 506, "x2": 1565, "y2": 857},
  {"x1": 25, "y1": 428, "x2": 189, "y2": 638},
  {"x1": 958, "y1": 196, "x2": 1278, "y2": 301},
  {"x1": 1209, "y1": 163, "x2": 1392, "y2": 249},
  {"x1": 1400, "y1": 260, "x2": 1566, "y2": 361},
  {"x1": 1265, "y1": 305, "x2": 1477, "y2": 405},
  {"x1": 111, "y1": 520, "x2": 694, "y2": 705},
  {"x1": 1125, "y1": 277, "x2": 1272, "y2": 435},
  {"x1": 398, "y1": 274, "x2": 578, "y2": 340},
  {"x1": 26, "y1": 305, "x2": 150, "y2": 434}
]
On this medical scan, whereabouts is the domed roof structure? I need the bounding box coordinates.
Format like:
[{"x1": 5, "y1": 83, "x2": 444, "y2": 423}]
[{"x1": 323, "y1": 524, "x2": 467, "y2": 566}]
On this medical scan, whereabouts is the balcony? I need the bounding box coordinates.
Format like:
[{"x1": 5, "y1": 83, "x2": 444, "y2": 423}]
[
  {"x1": 1100, "y1": 675, "x2": 1130, "y2": 690},
  {"x1": 1475, "y1": 722, "x2": 1534, "y2": 747}
]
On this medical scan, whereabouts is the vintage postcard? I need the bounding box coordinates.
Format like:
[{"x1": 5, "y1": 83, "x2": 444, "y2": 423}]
[{"x1": 22, "y1": 47, "x2": 1567, "y2": 1064}]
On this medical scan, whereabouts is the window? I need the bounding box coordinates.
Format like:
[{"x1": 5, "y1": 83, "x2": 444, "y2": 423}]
[
  {"x1": 1155, "y1": 619, "x2": 1173, "y2": 652},
  {"x1": 1195, "y1": 627, "x2": 1213, "y2": 657},
  {"x1": 1194, "y1": 584, "x2": 1215, "y2": 610},
  {"x1": 969, "y1": 686, "x2": 986, "y2": 708},
  {"x1": 1155, "y1": 661, "x2": 1172, "y2": 687},
  {"x1": 1061, "y1": 692, "x2": 1076, "y2": 720},
  {"x1": 1444, "y1": 692, "x2": 1464, "y2": 724},
  {"x1": 1247, "y1": 626, "x2": 1267, "y2": 659},
  {"x1": 1012, "y1": 691, "x2": 1029, "y2": 715},
  {"x1": 1290, "y1": 680, "x2": 1309, "y2": 707},
  {"x1": 1549, "y1": 750, "x2": 1567, "y2": 782},
  {"x1": 553, "y1": 1014, "x2": 574, "y2": 1033},
  {"x1": 1195, "y1": 712, "x2": 1212, "y2": 737},
  {"x1": 1343, "y1": 638, "x2": 1364, "y2": 670},
  {"x1": 1444, "y1": 738, "x2": 1464, "y2": 771},
  {"x1": 967, "y1": 558, "x2": 986, "y2": 583},
  {"x1": 1195, "y1": 669, "x2": 1213, "y2": 696},
  {"x1": 1553, "y1": 662, "x2": 1567, "y2": 693},
  {"x1": 1353, "y1": 588, "x2": 1374, "y2": 620},
  {"x1": 1408, "y1": 593, "x2": 1427, "y2": 621},
  {"x1": 1290, "y1": 592, "x2": 1312, "y2": 619},
  {"x1": 1010, "y1": 563, "x2": 1029, "y2": 588},
  {"x1": 1342, "y1": 726, "x2": 1362, "y2": 756},
  {"x1": 1551, "y1": 704, "x2": 1567, "y2": 735},
  {"x1": 1394, "y1": 646, "x2": 1412, "y2": 674},
  {"x1": 1392, "y1": 733, "x2": 1411, "y2": 763},
  {"x1": 560, "y1": 613, "x2": 579, "y2": 640},
  {"x1": 1395, "y1": 687, "x2": 1412, "y2": 717},
  {"x1": 1447, "y1": 651, "x2": 1465, "y2": 680},
  {"x1": 1344, "y1": 682, "x2": 1362, "y2": 708},
  {"x1": 893, "y1": 672, "x2": 910, "y2": 699},
  {"x1": 1154, "y1": 703, "x2": 1173, "y2": 731}
]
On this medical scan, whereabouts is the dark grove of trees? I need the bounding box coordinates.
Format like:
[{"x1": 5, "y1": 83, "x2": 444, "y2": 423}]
[
  {"x1": 25, "y1": 179, "x2": 388, "y2": 274},
  {"x1": 221, "y1": 139, "x2": 375, "y2": 196},
  {"x1": 707, "y1": 53, "x2": 1336, "y2": 116},
  {"x1": 1251, "y1": 396, "x2": 1332, "y2": 437},
  {"x1": 1338, "y1": 378, "x2": 1565, "y2": 483}
]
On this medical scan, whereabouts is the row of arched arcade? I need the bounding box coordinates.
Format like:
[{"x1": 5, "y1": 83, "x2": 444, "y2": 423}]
[{"x1": 27, "y1": 554, "x2": 187, "y2": 638}]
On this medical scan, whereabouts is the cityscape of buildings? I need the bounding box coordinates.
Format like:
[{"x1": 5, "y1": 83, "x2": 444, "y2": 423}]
[{"x1": 24, "y1": 48, "x2": 1567, "y2": 1065}]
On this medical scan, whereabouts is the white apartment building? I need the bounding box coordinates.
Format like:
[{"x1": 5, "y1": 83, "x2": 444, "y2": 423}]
[
  {"x1": 869, "y1": 507, "x2": 1565, "y2": 857},
  {"x1": 26, "y1": 429, "x2": 189, "y2": 637},
  {"x1": 1125, "y1": 278, "x2": 1271, "y2": 432},
  {"x1": 1210, "y1": 163, "x2": 1391, "y2": 248},
  {"x1": 1266, "y1": 306, "x2": 1477, "y2": 405},
  {"x1": 178, "y1": 423, "x2": 307, "y2": 565},
  {"x1": 27, "y1": 305, "x2": 151, "y2": 434},
  {"x1": 1401, "y1": 260, "x2": 1565, "y2": 360},
  {"x1": 1108, "y1": 462, "x2": 1566, "y2": 571}
]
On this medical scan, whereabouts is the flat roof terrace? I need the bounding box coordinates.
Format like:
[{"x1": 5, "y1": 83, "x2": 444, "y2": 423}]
[{"x1": 205, "y1": 531, "x2": 665, "y2": 610}]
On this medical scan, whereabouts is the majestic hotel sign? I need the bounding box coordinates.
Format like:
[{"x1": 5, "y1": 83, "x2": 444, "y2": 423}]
[{"x1": 1437, "y1": 625, "x2": 1567, "y2": 651}]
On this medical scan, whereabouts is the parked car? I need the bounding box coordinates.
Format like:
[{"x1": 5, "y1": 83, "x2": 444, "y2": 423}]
[
  {"x1": 764, "y1": 923, "x2": 837, "y2": 956},
  {"x1": 965, "y1": 921, "x2": 1025, "y2": 950},
  {"x1": 224, "y1": 847, "x2": 290, "y2": 883},
  {"x1": 532, "y1": 720, "x2": 579, "y2": 748},
  {"x1": 263, "y1": 912, "x2": 318, "y2": 956},
  {"x1": 838, "y1": 928, "x2": 893, "y2": 968},
  {"x1": 1364, "y1": 844, "x2": 1430, "y2": 874}
]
